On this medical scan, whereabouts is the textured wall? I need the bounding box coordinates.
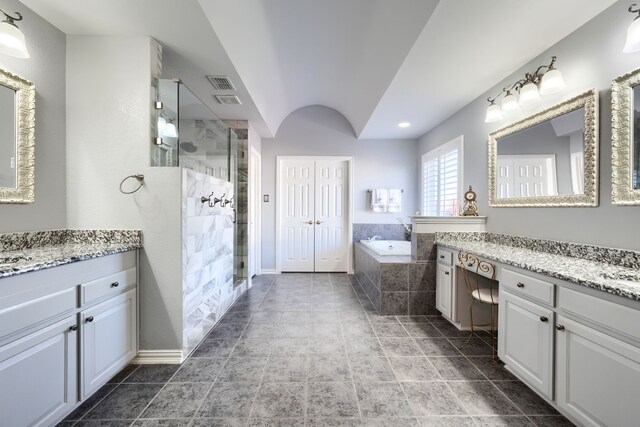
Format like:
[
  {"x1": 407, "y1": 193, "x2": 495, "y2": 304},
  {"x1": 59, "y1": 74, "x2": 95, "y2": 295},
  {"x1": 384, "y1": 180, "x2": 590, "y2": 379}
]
[
  {"x1": 261, "y1": 105, "x2": 419, "y2": 270},
  {"x1": 0, "y1": 0, "x2": 66, "y2": 232},
  {"x1": 418, "y1": 1, "x2": 640, "y2": 251}
]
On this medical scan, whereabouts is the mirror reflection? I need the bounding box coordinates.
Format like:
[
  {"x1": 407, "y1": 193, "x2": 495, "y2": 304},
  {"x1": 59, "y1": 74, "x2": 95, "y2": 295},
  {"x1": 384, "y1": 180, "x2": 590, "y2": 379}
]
[
  {"x1": 633, "y1": 85, "x2": 639, "y2": 190},
  {"x1": 496, "y1": 107, "x2": 585, "y2": 198},
  {"x1": 0, "y1": 84, "x2": 16, "y2": 189}
]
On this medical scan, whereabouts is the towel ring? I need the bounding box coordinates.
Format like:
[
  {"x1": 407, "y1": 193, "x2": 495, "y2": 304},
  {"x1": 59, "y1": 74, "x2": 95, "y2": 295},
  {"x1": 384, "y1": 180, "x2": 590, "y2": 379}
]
[{"x1": 119, "y1": 174, "x2": 144, "y2": 194}]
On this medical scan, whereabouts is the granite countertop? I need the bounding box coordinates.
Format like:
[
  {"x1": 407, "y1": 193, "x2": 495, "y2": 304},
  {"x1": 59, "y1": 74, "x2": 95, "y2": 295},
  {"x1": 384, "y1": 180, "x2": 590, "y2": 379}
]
[
  {"x1": 0, "y1": 229, "x2": 142, "y2": 279},
  {"x1": 436, "y1": 236, "x2": 640, "y2": 302}
]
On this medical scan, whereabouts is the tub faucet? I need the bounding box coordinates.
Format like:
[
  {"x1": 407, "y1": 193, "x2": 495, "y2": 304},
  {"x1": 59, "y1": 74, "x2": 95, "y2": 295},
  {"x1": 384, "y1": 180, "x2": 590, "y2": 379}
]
[{"x1": 369, "y1": 235, "x2": 383, "y2": 241}]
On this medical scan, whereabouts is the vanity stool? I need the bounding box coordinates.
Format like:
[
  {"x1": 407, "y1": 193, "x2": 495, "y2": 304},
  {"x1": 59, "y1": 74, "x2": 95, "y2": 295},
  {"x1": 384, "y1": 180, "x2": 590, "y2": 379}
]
[{"x1": 458, "y1": 252, "x2": 499, "y2": 358}]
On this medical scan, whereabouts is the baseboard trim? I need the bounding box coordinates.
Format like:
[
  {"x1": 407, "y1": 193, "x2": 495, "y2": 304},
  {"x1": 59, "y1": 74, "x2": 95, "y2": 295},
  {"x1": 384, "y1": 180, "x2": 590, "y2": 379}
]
[
  {"x1": 132, "y1": 350, "x2": 184, "y2": 365},
  {"x1": 260, "y1": 269, "x2": 278, "y2": 274}
]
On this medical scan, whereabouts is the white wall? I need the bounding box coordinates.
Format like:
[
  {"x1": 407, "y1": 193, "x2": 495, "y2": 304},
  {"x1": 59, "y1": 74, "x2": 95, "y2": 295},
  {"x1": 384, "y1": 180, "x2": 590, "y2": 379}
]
[
  {"x1": 66, "y1": 36, "x2": 184, "y2": 352},
  {"x1": 249, "y1": 123, "x2": 262, "y2": 153},
  {"x1": 261, "y1": 105, "x2": 418, "y2": 270},
  {"x1": 0, "y1": 0, "x2": 66, "y2": 232},
  {"x1": 418, "y1": 1, "x2": 640, "y2": 251}
]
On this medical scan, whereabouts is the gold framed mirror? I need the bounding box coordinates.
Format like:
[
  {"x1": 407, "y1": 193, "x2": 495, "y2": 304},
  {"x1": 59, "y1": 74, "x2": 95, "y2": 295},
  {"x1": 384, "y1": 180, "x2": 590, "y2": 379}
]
[
  {"x1": 0, "y1": 67, "x2": 35, "y2": 203},
  {"x1": 612, "y1": 67, "x2": 640, "y2": 205},
  {"x1": 488, "y1": 89, "x2": 599, "y2": 207}
]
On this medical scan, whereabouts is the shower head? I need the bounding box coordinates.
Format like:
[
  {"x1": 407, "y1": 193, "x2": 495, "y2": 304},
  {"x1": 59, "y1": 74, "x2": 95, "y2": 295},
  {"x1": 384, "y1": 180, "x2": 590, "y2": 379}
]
[{"x1": 179, "y1": 141, "x2": 197, "y2": 153}]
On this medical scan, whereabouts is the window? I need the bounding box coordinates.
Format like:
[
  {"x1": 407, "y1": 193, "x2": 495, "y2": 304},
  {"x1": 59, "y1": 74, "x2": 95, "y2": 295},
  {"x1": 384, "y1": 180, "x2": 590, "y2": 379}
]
[{"x1": 421, "y1": 136, "x2": 463, "y2": 216}]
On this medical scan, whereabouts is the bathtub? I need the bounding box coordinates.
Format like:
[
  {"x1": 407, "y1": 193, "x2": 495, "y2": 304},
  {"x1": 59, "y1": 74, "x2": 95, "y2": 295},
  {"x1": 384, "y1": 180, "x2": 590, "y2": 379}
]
[{"x1": 360, "y1": 240, "x2": 411, "y2": 256}]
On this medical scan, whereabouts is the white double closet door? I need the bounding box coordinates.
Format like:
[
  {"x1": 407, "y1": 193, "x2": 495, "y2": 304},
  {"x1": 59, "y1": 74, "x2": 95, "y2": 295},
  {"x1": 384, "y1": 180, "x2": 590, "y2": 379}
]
[{"x1": 280, "y1": 157, "x2": 349, "y2": 272}]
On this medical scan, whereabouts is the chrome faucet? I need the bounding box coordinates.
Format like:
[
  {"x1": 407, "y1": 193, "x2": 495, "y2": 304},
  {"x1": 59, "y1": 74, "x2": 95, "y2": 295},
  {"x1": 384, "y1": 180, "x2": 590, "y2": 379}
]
[{"x1": 369, "y1": 235, "x2": 383, "y2": 241}]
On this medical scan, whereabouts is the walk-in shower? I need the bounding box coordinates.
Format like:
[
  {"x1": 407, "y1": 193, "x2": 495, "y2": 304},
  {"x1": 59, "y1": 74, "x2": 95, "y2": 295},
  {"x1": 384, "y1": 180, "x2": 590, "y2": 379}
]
[{"x1": 153, "y1": 78, "x2": 247, "y2": 288}]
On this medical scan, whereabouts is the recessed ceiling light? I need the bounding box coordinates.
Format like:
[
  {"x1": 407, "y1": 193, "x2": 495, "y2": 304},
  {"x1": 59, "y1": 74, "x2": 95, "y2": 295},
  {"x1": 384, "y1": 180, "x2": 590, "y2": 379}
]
[{"x1": 398, "y1": 122, "x2": 411, "y2": 128}]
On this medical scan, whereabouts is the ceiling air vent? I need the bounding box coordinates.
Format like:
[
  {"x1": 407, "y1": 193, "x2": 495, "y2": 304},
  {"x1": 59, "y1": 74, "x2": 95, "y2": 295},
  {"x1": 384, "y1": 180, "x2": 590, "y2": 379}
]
[
  {"x1": 206, "y1": 75, "x2": 236, "y2": 91},
  {"x1": 215, "y1": 95, "x2": 242, "y2": 105}
]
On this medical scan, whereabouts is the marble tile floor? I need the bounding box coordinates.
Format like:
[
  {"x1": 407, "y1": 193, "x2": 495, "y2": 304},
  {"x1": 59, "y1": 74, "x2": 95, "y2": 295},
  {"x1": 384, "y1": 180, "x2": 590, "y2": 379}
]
[{"x1": 58, "y1": 273, "x2": 574, "y2": 427}]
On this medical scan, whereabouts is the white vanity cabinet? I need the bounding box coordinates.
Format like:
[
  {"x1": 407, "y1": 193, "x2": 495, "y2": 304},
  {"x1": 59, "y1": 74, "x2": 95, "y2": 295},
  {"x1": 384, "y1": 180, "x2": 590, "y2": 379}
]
[
  {"x1": 81, "y1": 288, "x2": 137, "y2": 398},
  {"x1": 498, "y1": 290, "x2": 553, "y2": 399},
  {"x1": 0, "y1": 251, "x2": 138, "y2": 427},
  {"x1": 0, "y1": 315, "x2": 78, "y2": 427},
  {"x1": 436, "y1": 248, "x2": 455, "y2": 320},
  {"x1": 556, "y1": 315, "x2": 640, "y2": 427},
  {"x1": 495, "y1": 264, "x2": 640, "y2": 427}
]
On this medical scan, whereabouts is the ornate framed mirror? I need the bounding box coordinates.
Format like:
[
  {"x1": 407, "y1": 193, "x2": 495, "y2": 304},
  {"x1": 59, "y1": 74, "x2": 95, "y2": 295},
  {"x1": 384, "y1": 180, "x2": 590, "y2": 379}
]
[
  {"x1": 0, "y1": 67, "x2": 35, "y2": 203},
  {"x1": 488, "y1": 89, "x2": 599, "y2": 207},
  {"x1": 612, "y1": 67, "x2": 640, "y2": 205}
]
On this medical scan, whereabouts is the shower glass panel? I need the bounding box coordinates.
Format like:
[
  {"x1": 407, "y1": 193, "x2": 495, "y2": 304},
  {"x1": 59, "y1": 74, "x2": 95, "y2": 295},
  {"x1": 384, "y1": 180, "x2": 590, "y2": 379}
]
[
  {"x1": 152, "y1": 79, "x2": 179, "y2": 166},
  {"x1": 153, "y1": 79, "x2": 246, "y2": 288}
]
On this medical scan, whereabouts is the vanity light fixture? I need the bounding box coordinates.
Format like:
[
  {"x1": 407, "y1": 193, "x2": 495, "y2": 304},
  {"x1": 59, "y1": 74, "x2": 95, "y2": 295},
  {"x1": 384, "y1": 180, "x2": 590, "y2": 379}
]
[
  {"x1": 624, "y1": 4, "x2": 640, "y2": 53},
  {"x1": 484, "y1": 56, "x2": 566, "y2": 123},
  {"x1": 398, "y1": 122, "x2": 411, "y2": 128},
  {"x1": 162, "y1": 119, "x2": 178, "y2": 138},
  {"x1": 0, "y1": 9, "x2": 29, "y2": 58},
  {"x1": 484, "y1": 100, "x2": 503, "y2": 123},
  {"x1": 163, "y1": 119, "x2": 178, "y2": 138}
]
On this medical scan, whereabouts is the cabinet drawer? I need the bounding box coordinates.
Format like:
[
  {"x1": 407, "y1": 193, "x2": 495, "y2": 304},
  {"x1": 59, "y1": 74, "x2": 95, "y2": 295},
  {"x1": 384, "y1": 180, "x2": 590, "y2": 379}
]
[
  {"x1": 0, "y1": 287, "x2": 76, "y2": 339},
  {"x1": 80, "y1": 267, "x2": 136, "y2": 307},
  {"x1": 437, "y1": 249, "x2": 453, "y2": 265},
  {"x1": 501, "y1": 268, "x2": 554, "y2": 306},
  {"x1": 558, "y1": 286, "x2": 640, "y2": 344}
]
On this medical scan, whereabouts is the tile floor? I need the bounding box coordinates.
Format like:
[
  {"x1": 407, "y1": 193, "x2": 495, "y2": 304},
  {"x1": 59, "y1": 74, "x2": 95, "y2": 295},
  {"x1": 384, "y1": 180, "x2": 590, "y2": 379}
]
[{"x1": 58, "y1": 273, "x2": 574, "y2": 426}]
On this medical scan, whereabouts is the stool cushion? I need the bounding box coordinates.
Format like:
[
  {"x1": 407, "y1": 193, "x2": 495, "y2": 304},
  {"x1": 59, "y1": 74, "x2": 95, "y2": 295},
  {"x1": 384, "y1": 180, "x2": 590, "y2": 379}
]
[{"x1": 471, "y1": 288, "x2": 499, "y2": 304}]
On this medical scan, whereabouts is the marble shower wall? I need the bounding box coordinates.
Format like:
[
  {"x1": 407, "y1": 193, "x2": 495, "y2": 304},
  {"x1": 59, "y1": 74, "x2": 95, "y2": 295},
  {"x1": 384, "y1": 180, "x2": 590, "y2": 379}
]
[
  {"x1": 182, "y1": 169, "x2": 249, "y2": 356},
  {"x1": 224, "y1": 120, "x2": 248, "y2": 283}
]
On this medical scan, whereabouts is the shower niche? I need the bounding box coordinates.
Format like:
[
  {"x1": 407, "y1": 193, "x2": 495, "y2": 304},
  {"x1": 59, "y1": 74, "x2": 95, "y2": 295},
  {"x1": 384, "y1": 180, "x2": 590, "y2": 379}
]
[{"x1": 149, "y1": 78, "x2": 248, "y2": 358}]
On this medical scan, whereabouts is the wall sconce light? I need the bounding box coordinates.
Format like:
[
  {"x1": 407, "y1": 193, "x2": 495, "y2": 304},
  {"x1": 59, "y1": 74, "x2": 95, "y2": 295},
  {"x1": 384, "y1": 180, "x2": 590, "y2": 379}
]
[
  {"x1": 624, "y1": 4, "x2": 640, "y2": 53},
  {"x1": 0, "y1": 9, "x2": 29, "y2": 58},
  {"x1": 484, "y1": 56, "x2": 566, "y2": 123}
]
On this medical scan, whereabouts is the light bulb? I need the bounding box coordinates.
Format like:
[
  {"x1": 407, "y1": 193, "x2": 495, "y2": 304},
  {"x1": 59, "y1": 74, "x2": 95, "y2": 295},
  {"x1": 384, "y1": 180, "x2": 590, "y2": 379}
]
[
  {"x1": 624, "y1": 17, "x2": 640, "y2": 53},
  {"x1": 0, "y1": 20, "x2": 29, "y2": 58},
  {"x1": 485, "y1": 102, "x2": 503, "y2": 123},
  {"x1": 398, "y1": 122, "x2": 411, "y2": 128},
  {"x1": 539, "y1": 68, "x2": 566, "y2": 95},
  {"x1": 501, "y1": 92, "x2": 519, "y2": 114},
  {"x1": 519, "y1": 82, "x2": 540, "y2": 105}
]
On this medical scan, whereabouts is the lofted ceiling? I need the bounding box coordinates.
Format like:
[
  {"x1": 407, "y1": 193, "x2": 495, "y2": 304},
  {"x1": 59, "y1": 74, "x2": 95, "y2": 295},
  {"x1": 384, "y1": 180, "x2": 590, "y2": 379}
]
[{"x1": 21, "y1": 0, "x2": 616, "y2": 139}]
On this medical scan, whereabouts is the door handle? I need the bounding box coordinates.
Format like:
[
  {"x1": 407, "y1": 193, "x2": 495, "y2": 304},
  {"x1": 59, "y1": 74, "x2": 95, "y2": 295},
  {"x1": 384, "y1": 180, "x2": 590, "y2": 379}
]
[
  {"x1": 316, "y1": 220, "x2": 324, "y2": 225},
  {"x1": 306, "y1": 220, "x2": 313, "y2": 225}
]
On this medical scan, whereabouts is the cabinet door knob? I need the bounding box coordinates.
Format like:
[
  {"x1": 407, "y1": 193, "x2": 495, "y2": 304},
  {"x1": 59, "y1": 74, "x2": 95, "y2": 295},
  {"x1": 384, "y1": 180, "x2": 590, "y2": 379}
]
[
  {"x1": 540, "y1": 316, "x2": 548, "y2": 323},
  {"x1": 111, "y1": 281, "x2": 119, "y2": 288},
  {"x1": 439, "y1": 255, "x2": 445, "y2": 259},
  {"x1": 86, "y1": 316, "x2": 94, "y2": 323},
  {"x1": 69, "y1": 325, "x2": 78, "y2": 331},
  {"x1": 516, "y1": 282, "x2": 525, "y2": 288},
  {"x1": 444, "y1": 271, "x2": 450, "y2": 276},
  {"x1": 556, "y1": 324, "x2": 565, "y2": 331}
]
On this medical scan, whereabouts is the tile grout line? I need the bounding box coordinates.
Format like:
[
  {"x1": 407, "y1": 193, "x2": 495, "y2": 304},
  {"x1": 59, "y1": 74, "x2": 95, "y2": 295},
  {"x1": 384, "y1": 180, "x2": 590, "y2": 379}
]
[{"x1": 72, "y1": 365, "x2": 140, "y2": 423}]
